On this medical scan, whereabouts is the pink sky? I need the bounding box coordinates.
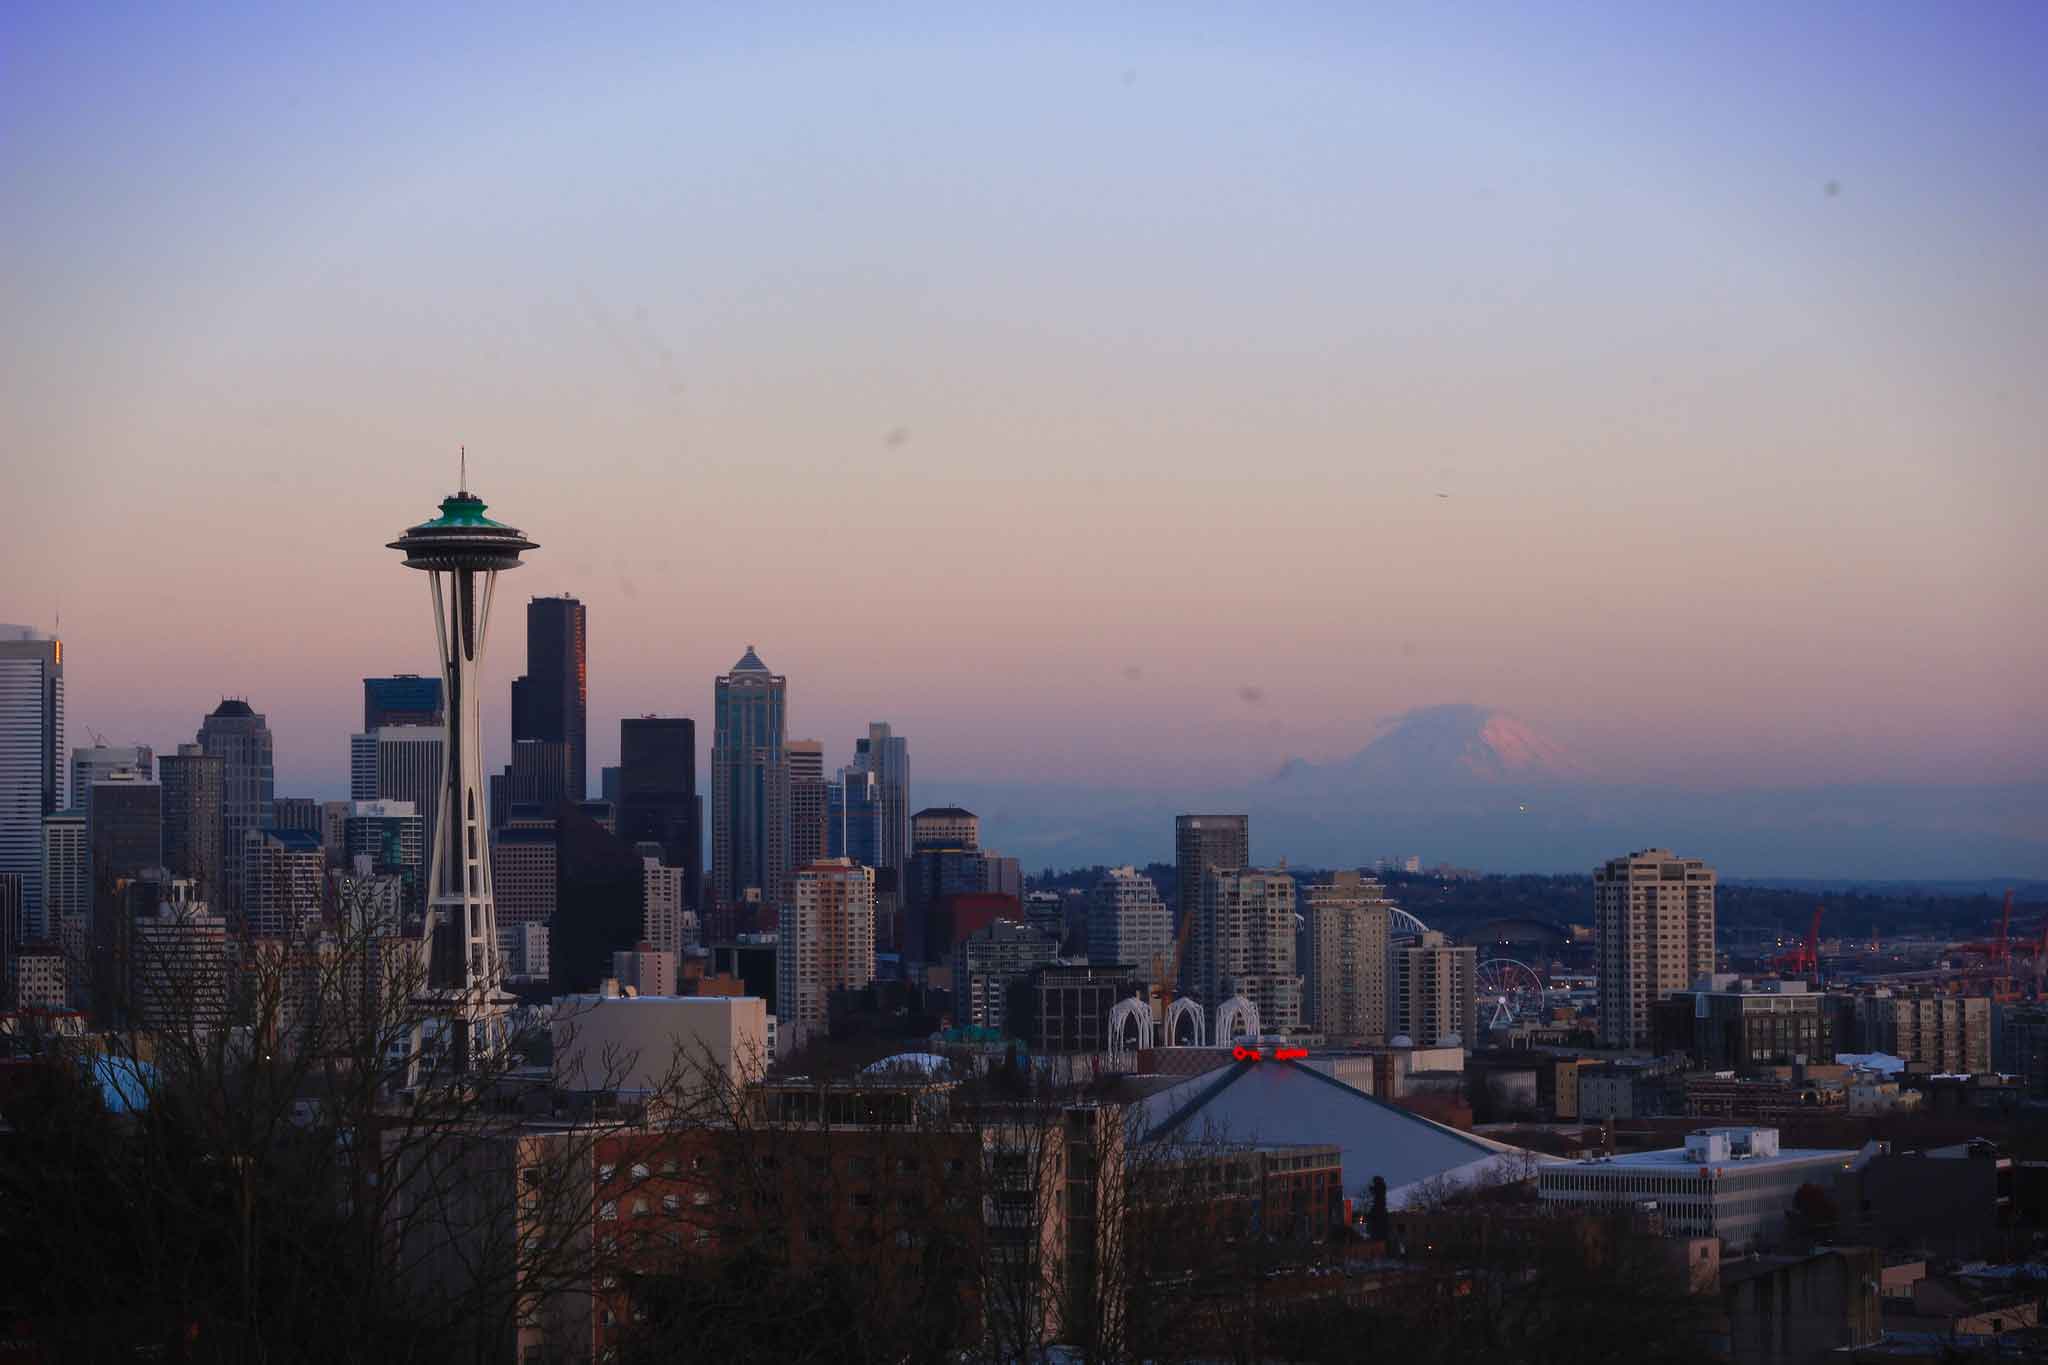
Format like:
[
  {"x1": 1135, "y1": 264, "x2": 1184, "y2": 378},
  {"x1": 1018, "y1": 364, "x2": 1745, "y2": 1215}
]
[{"x1": 3, "y1": 7, "x2": 2042, "y2": 800}]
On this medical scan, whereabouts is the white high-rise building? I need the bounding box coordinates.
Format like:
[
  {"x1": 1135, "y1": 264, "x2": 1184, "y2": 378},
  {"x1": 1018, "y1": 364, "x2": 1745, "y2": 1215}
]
[
  {"x1": 1594, "y1": 848, "x2": 1717, "y2": 1049},
  {"x1": 1086, "y1": 865, "x2": 1172, "y2": 981},
  {"x1": 0, "y1": 629, "x2": 63, "y2": 940},
  {"x1": 1390, "y1": 930, "x2": 1476, "y2": 1047},
  {"x1": 1198, "y1": 868, "x2": 1301, "y2": 1032},
  {"x1": 350, "y1": 726, "x2": 446, "y2": 879},
  {"x1": 643, "y1": 857, "x2": 689, "y2": 954},
  {"x1": 39, "y1": 809, "x2": 87, "y2": 943},
  {"x1": 777, "y1": 858, "x2": 875, "y2": 1054}
]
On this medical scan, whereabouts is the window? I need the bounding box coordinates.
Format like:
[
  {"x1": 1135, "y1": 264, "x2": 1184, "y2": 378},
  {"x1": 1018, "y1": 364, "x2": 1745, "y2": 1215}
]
[
  {"x1": 598, "y1": 1164, "x2": 616, "y2": 1184},
  {"x1": 630, "y1": 1163, "x2": 650, "y2": 1181},
  {"x1": 598, "y1": 1201, "x2": 617, "y2": 1221},
  {"x1": 663, "y1": 1194, "x2": 681, "y2": 1215}
]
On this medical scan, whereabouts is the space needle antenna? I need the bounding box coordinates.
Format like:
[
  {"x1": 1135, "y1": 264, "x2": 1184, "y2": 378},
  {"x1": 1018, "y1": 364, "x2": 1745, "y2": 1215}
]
[{"x1": 460, "y1": 444, "x2": 467, "y2": 493}]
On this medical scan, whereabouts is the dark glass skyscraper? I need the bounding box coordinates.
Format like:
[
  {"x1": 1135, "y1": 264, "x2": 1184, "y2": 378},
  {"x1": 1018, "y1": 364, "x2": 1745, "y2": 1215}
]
[
  {"x1": 852, "y1": 722, "x2": 910, "y2": 877},
  {"x1": 618, "y1": 716, "x2": 699, "y2": 910},
  {"x1": 510, "y1": 596, "x2": 587, "y2": 801},
  {"x1": 711, "y1": 647, "x2": 787, "y2": 914},
  {"x1": 198, "y1": 699, "x2": 274, "y2": 914},
  {"x1": 159, "y1": 743, "x2": 225, "y2": 903},
  {"x1": 363, "y1": 674, "x2": 444, "y2": 730}
]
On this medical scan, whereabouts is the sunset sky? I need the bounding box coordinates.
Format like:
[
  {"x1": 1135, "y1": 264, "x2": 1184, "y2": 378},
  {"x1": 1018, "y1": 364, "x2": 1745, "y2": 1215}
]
[{"x1": 3, "y1": 3, "x2": 2043, "y2": 819}]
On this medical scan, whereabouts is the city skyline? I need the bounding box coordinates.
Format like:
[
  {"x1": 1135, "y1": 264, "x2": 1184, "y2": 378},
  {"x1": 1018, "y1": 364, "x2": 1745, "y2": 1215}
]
[{"x1": 3, "y1": 4, "x2": 2045, "y2": 878}]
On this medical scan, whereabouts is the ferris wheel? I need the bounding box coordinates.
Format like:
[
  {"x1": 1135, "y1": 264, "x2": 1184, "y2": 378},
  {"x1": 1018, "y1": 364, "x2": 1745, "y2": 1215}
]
[{"x1": 1475, "y1": 958, "x2": 1549, "y2": 1030}]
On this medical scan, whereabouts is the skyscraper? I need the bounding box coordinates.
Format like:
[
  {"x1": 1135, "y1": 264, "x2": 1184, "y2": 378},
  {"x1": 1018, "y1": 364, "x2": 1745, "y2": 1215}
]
[
  {"x1": 1086, "y1": 865, "x2": 1172, "y2": 981},
  {"x1": 852, "y1": 722, "x2": 910, "y2": 877},
  {"x1": 827, "y1": 766, "x2": 880, "y2": 866},
  {"x1": 617, "y1": 715, "x2": 698, "y2": 906},
  {"x1": 1175, "y1": 814, "x2": 1249, "y2": 993},
  {"x1": 340, "y1": 800, "x2": 425, "y2": 901},
  {"x1": 273, "y1": 797, "x2": 322, "y2": 835},
  {"x1": 72, "y1": 744, "x2": 154, "y2": 813},
  {"x1": 0, "y1": 628, "x2": 63, "y2": 939},
  {"x1": 389, "y1": 481, "x2": 538, "y2": 1067},
  {"x1": 1196, "y1": 868, "x2": 1300, "y2": 1034},
  {"x1": 511, "y1": 596, "x2": 587, "y2": 800},
  {"x1": 1594, "y1": 848, "x2": 1717, "y2": 1049},
  {"x1": 1301, "y1": 871, "x2": 1392, "y2": 1044},
  {"x1": 1174, "y1": 813, "x2": 1249, "y2": 931},
  {"x1": 89, "y1": 771, "x2": 163, "y2": 898},
  {"x1": 711, "y1": 647, "x2": 788, "y2": 914},
  {"x1": 786, "y1": 739, "x2": 828, "y2": 874},
  {"x1": 952, "y1": 920, "x2": 1059, "y2": 1032},
  {"x1": 39, "y1": 809, "x2": 86, "y2": 943},
  {"x1": 1390, "y1": 931, "x2": 1477, "y2": 1047},
  {"x1": 241, "y1": 828, "x2": 325, "y2": 942},
  {"x1": 777, "y1": 858, "x2": 875, "y2": 1054},
  {"x1": 197, "y1": 699, "x2": 275, "y2": 915},
  {"x1": 87, "y1": 770, "x2": 162, "y2": 1025},
  {"x1": 159, "y1": 744, "x2": 225, "y2": 904},
  {"x1": 350, "y1": 726, "x2": 446, "y2": 875},
  {"x1": 363, "y1": 674, "x2": 444, "y2": 730}
]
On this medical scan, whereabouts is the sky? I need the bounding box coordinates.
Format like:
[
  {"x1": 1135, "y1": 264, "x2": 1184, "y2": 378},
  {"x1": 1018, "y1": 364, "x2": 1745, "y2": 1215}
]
[{"x1": 3, "y1": 3, "x2": 2044, "y2": 850}]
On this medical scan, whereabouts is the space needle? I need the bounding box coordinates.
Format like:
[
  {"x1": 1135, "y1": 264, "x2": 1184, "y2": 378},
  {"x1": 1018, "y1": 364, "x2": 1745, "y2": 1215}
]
[{"x1": 388, "y1": 458, "x2": 537, "y2": 1070}]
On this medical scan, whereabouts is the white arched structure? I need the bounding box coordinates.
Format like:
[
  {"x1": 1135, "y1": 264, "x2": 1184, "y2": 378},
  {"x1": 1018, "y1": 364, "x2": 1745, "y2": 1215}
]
[
  {"x1": 1390, "y1": 908, "x2": 1431, "y2": 937},
  {"x1": 1164, "y1": 996, "x2": 1206, "y2": 1047},
  {"x1": 1214, "y1": 995, "x2": 1260, "y2": 1044},
  {"x1": 1107, "y1": 995, "x2": 1155, "y2": 1057}
]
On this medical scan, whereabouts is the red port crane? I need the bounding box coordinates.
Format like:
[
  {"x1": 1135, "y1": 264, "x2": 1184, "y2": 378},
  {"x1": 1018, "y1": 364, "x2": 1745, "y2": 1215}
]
[{"x1": 1771, "y1": 906, "x2": 1824, "y2": 980}]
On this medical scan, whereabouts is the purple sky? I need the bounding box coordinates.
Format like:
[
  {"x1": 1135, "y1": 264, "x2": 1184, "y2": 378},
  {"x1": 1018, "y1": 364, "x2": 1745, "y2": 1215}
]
[{"x1": 3, "y1": 3, "x2": 2043, "y2": 819}]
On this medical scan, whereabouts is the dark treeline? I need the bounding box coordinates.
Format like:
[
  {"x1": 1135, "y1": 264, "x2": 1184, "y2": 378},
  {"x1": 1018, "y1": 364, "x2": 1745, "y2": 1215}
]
[{"x1": 1033, "y1": 863, "x2": 2040, "y2": 941}]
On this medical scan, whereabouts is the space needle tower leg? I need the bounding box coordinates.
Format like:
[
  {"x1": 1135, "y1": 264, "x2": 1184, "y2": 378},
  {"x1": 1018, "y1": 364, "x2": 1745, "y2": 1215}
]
[{"x1": 390, "y1": 476, "x2": 537, "y2": 1076}]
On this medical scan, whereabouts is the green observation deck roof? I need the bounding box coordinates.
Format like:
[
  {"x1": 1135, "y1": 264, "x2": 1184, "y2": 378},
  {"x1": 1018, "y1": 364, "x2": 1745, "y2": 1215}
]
[{"x1": 415, "y1": 492, "x2": 510, "y2": 529}]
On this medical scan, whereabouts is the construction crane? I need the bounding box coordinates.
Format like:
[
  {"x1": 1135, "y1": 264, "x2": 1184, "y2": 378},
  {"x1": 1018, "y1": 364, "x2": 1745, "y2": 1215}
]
[
  {"x1": 1151, "y1": 910, "x2": 1199, "y2": 1043},
  {"x1": 1770, "y1": 906, "x2": 1824, "y2": 981},
  {"x1": 1948, "y1": 891, "x2": 2027, "y2": 999}
]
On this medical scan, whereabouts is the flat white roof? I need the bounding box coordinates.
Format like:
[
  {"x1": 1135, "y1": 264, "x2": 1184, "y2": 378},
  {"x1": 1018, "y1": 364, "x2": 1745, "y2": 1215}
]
[{"x1": 1561, "y1": 1146, "x2": 1853, "y2": 1172}]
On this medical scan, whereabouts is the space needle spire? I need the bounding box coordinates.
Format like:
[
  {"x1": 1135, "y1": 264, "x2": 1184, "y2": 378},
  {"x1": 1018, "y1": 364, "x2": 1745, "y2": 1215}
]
[{"x1": 388, "y1": 470, "x2": 537, "y2": 1071}]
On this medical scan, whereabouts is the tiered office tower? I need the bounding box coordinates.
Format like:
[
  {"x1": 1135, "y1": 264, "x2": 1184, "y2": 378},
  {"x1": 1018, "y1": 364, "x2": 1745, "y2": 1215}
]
[
  {"x1": 510, "y1": 596, "x2": 587, "y2": 800},
  {"x1": 1301, "y1": 871, "x2": 1392, "y2": 1043},
  {"x1": 0, "y1": 628, "x2": 63, "y2": 939},
  {"x1": 1086, "y1": 866, "x2": 1172, "y2": 982},
  {"x1": 197, "y1": 699, "x2": 274, "y2": 914},
  {"x1": 1594, "y1": 848, "x2": 1717, "y2": 1049},
  {"x1": 389, "y1": 480, "x2": 537, "y2": 1069},
  {"x1": 711, "y1": 647, "x2": 789, "y2": 916}
]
